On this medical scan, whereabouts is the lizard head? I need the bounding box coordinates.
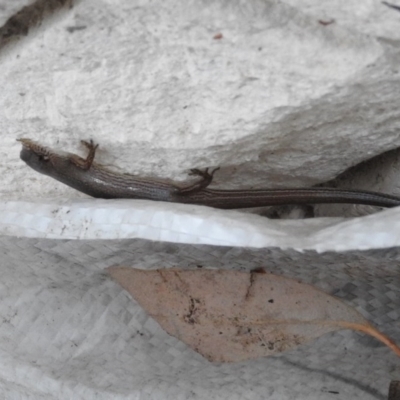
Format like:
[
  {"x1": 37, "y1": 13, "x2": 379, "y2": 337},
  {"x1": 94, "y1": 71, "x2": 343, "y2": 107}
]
[{"x1": 18, "y1": 138, "x2": 58, "y2": 176}]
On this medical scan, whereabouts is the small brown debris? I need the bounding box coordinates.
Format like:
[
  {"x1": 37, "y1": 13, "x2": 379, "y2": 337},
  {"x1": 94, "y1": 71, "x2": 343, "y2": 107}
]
[{"x1": 318, "y1": 19, "x2": 335, "y2": 26}]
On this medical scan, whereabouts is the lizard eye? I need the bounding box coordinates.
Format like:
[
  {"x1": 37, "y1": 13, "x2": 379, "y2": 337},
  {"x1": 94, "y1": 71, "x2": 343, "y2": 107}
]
[{"x1": 38, "y1": 154, "x2": 49, "y2": 162}]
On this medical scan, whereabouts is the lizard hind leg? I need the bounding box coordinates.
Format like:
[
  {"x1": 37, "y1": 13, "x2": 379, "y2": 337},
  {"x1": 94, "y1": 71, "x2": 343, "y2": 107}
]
[{"x1": 178, "y1": 167, "x2": 220, "y2": 194}]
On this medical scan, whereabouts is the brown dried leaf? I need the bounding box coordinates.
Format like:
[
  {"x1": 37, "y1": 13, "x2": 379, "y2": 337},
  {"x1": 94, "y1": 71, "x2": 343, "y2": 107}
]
[{"x1": 108, "y1": 267, "x2": 400, "y2": 363}]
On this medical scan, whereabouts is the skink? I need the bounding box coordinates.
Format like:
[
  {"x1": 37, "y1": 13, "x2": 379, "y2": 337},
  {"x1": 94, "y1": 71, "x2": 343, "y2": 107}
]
[{"x1": 18, "y1": 138, "x2": 400, "y2": 209}]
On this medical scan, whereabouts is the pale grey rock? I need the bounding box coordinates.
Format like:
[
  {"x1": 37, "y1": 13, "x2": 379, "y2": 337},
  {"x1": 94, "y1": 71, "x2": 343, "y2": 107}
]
[{"x1": 0, "y1": 0, "x2": 399, "y2": 200}]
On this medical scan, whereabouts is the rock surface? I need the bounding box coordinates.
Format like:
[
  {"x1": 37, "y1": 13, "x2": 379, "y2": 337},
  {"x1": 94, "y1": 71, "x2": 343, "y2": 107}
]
[{"x1": 1, "y1": 0, "x2": 400, "y2": 200}]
